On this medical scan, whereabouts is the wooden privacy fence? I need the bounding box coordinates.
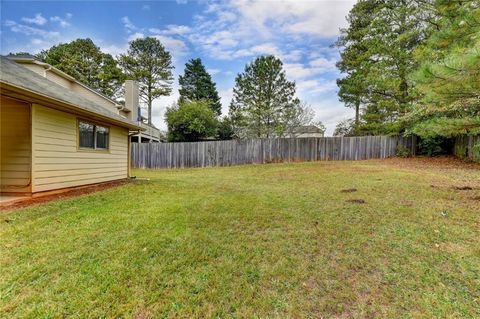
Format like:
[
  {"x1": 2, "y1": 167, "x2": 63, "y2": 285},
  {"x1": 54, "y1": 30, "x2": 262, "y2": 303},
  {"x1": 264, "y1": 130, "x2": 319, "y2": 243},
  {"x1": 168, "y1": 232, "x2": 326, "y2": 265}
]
[{"x1": 131, "y1": 136, "x2": 416, "y2": 169}]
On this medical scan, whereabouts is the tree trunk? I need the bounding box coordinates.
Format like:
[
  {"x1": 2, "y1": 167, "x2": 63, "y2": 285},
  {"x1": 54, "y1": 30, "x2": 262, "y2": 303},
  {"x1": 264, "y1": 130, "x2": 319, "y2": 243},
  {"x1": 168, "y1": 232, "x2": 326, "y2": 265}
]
[
  {"x1": 355, "y1": 98, "x2": 360, "y2": 126},
  {"x1": 147, "y1": 95, "x2": 152, "y2": 125}
]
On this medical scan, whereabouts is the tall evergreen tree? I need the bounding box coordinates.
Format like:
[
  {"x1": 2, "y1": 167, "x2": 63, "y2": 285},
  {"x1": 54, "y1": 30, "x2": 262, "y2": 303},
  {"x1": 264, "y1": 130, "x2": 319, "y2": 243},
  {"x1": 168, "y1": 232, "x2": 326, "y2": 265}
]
[
  {"x1": 409, "y1": 0, "x2": 480, "y2": 138},
  {"x1": 119, "y1": 37, "x2": 174, "y2": 125},
  {"x1": 38, "y1": 38, "x2": 125, "y2": 100},
  {"x1": 178, "y1": 58, "x2": 222, "y2": 116},
  {"x1": 335, "y1": 0, "x2": 379, "y2": 130},
  {"x1": 229, "y1": 55, "x2": 301, "y2": 138},
  {"x1": 335, "y1": 0, "x2": 432, "y2": 135}
]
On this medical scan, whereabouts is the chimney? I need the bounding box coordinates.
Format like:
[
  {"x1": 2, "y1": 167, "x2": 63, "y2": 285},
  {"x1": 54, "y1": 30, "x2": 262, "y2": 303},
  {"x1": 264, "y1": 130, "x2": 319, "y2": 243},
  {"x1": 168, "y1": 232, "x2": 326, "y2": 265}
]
[{"x1": 124, "y1": 80, "x2": 140, "y2": 122}]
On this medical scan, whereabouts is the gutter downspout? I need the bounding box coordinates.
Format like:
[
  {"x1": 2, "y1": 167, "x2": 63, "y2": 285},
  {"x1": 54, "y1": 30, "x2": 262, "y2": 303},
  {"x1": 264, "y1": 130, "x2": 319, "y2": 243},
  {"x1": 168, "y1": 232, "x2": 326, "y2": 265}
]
[{"x1": 128, "y1": 129, "x2": 141, "y2": 177}]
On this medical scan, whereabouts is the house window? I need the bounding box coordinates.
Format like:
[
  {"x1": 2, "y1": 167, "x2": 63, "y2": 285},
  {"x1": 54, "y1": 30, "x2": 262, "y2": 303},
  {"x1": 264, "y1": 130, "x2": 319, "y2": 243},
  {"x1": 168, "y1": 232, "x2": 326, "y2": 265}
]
[{"x1": 78, "y1": 120, "x2": 109, "y2": 150}]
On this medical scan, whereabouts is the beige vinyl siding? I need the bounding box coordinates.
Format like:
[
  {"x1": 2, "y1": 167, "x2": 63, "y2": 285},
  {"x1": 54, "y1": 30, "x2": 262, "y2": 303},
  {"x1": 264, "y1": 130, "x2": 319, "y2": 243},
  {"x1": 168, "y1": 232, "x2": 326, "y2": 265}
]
[
  {"x1": 16, "y1": 63, "x2": 46, "y2": 78},
  {"x1": 0, "y1": 96, "x2": 31, "y2": 192},
  {"x1": 31, "y1": 103, "x2": 129, "y2": 192},
  {"x1": 70, "y1": 85, "x2": 119, "y2": 113},
  {"x1": 45, "y1": 71, "x2": 74, "y2": 90}
]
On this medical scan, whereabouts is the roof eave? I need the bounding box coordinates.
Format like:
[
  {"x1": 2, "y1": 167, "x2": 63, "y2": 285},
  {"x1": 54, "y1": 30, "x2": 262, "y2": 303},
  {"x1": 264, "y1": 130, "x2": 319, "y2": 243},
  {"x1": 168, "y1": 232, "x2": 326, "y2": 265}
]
[
  {"x1": 0, "y1": 81, "x2": 144, "y2": 131},
  {"x1": 10, "y1": 57, "x2": 121, "y2": 106}
]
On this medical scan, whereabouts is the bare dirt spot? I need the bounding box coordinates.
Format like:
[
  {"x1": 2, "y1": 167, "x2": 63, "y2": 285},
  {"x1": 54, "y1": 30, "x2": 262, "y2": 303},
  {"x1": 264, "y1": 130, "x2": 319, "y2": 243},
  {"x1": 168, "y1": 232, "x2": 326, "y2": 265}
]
[
  {"x1": 341, "y1": 188, "x2": 357, "y2": 193},
  {"x1": 453, "y1": 186, "x2": 474, "y2": 190},
  {"x1": 133, "y1": 309, "x2": 153, "y2": 319},
  {"x1": 346, "y1": 199, "x2": 366, "y2": 204},
  {"x1": 470, "y1": 196, "x2": 480, "y2": 201},
  {"x1": 1, "y1": 180, "x2": 131, "y2": 212}
]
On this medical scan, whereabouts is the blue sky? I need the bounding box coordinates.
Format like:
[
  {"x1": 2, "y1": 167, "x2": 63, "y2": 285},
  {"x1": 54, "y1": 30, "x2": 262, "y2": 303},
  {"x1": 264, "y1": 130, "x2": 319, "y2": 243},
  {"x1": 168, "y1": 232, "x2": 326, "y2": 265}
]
[{"x1": 1, "y1": 0, "x2": 356, "y2": 135}]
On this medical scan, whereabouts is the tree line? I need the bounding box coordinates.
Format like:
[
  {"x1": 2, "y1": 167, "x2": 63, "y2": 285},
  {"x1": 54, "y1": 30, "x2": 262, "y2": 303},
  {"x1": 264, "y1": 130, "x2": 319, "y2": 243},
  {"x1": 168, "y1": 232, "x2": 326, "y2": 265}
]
[
  {"x1": 334, "y1": 0, "x2": 479, "y2": 151},
  {"x1": 12, "y1": 38, "x2": 323, "y2": 142},
  {"x1": 167, "y1": 54, "x2": 324, "y2": 142}
]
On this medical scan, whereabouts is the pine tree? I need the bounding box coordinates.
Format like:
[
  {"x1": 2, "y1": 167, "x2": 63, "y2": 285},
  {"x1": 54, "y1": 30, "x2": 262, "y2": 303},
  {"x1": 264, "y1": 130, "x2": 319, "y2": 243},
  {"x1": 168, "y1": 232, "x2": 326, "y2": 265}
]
[
  {"x1": 335, "y1": 0, "x2": 379, "y2": 130},
  {"x1": 229, "y1": 55, "x2": 301, "y2": 138},
  {"x1": 409, "y1": 0, "x2": 480, "y2": 138},
  {"x1": 335, "y1": 0, "x2": 431, "y2": 135},
  {"x1": 178, "y1": 58, "x2": 222, "y2": 116},
  {"x1": 119, "y1": 37, "x2": 174, "y2": 125}
]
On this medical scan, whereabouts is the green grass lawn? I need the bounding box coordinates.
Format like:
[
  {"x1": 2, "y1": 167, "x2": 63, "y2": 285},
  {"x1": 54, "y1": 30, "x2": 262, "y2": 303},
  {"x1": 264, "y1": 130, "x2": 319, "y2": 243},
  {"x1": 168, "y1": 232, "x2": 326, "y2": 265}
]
[{"x1": 1, "y1": 159, "x2": 479, "y2": 318}]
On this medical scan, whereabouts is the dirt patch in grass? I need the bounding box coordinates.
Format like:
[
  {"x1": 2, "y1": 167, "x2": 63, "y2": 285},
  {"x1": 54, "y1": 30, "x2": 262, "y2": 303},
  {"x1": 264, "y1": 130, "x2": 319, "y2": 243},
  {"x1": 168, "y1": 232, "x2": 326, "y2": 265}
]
[
  {"x1": 470, "y1": 196, "x2": 480, "y2": 201},
  {"x1": 1, "y1": 180, "x2": 131, "y2": 212},
  {"x1": 340, "y1": 188, "x2": 357, "y2": 193},
  {"x1": 453, "y1": 186, "x2": 474, "y2": 190},
  {"x1": 133, "y1": 308, "x2": 153, "y2": 319},
  {"x1": 346, "y1": 199, "x2": 366, "y2": 204}
]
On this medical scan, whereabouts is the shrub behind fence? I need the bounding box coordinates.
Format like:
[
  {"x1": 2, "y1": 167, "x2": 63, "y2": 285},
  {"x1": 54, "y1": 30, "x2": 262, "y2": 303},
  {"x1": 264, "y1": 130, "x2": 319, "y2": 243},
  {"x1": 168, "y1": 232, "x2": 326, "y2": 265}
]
[
  {"x1": 453, "y1": 135, "x2": 480, "y2": 162},
  {"x1": 131, "y1": 136, "x2": 417, "y2": 169}
]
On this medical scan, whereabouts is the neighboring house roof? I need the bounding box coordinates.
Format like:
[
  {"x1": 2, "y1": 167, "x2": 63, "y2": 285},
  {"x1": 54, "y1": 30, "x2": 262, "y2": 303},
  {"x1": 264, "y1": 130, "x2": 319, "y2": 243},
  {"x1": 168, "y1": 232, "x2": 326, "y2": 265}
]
[
  {"x1": 293, "y1": 125, "x2": 325, "y2": 134},
  {"x1": 0, "y1": 56, "x2": 142, "y2": 130}
]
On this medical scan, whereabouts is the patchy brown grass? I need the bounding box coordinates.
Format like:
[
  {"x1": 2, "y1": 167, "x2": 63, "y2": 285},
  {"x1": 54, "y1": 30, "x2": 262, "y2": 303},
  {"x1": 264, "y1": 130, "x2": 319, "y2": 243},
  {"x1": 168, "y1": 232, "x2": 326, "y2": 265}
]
[{"x1": 1, "y1": 157, "x2": 479, "y2": 318}]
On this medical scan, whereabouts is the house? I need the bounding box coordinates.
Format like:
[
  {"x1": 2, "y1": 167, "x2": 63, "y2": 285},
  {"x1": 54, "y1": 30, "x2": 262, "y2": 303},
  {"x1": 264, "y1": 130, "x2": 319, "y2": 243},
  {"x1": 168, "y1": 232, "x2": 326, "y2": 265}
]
[
  {"x1": 0, "y1": 56, "x2": 144, "y2": 195},
  {"x1": 287, "y1": 125, "x2": 325, "y2": 138},
  {"x1": 8, "y1": 55, "x2": 162, "y2": 143}
]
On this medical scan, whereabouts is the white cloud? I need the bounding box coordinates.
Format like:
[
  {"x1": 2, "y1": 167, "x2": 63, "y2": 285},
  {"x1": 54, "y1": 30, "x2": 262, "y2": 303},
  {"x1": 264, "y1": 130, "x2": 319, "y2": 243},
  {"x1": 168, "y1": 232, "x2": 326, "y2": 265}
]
[
  {"x1": 30, "y1": 38, "x2": 44, "y2": 45},
  {"x1": 296, "y1": 79, "x2": 337, "y2": 95},
  {"x1": 151, "y1": 81, "x2": 180, "y2": 130},
  {"x1": 284, "y1": 63, "x2": 319, "y2": 79},
  {"x1": 282, "y1": 49, "x2": 303, "y2": 62},
  {"x1": 50, "y1": 16, "x2": 70, "y2": 28},
  {"x1": 164, "y1": 25, "x2": 191, "y2": 35},
  {"x1": 309, "y1": 57, "x2": 337, "y2": 71},
  {"x1": 142, "y1": 4, "x2": 150, "y2": 10},
  {"x1": 231, "y1": 0, "x2": 355, "y2": 38},
  {"x1": 128, "y1": 32, "x2": 144, "y2": 42},
  {"x1": 311, "y1": 98, "x2": 353, "y2": 136},
  {"x1": 283, "y1": 59, "x2": 337, "y2": 84},
  {"x1": 121, "y1": 16, "x2": 138, "y2": 33},
  {"x1": 121, "y1": 18, "x2": 189, "y2": 57},
  {"x1": 2, "y1": 13, "x2": 76, "y2": 54},
  {"x1": 153, "y1": 35, "x2": 188, "y2": 56},
  {"x1": 207, "y1": 68, "x2": 221, "y2": 75},
  {"x1": 187, "y1": 0, "x2": 354, "y2": 62},
  {"x1": 149, "y1": 25, "x2": 191, "y2": 36},
  {"x1": 148, "y1": 28, "x2": 161, "y2": 34},
  {"x1": 232, "y1": 43, "x2": 280, "y2": 58},
  {"x1": 102, "y1": 44, "x2": 128, "y2": 56},
  {"x1": 201, "y1": 30, "x2": 238, "y2": 47},
  {"x1": 219, "y1": 88, "x2": 233, "y2": 116},
  {"x1": 4, "y1": 20, "x2": 59, "y2": 39},
  {"x1": 21, "y1": 13, "x2": 47, "y2": 26}
]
